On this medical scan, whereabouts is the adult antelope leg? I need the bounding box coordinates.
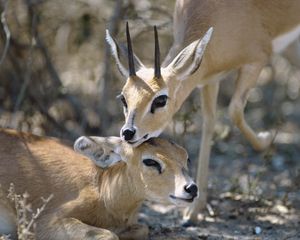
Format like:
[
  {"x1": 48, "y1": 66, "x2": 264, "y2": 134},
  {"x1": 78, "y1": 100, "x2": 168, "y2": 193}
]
[
  {"x1": 184, "y1": 82, "x2": 220, "y2": 222},
  {"x1": 229, "y1": 62, "x2": 273, "y2": 151}
]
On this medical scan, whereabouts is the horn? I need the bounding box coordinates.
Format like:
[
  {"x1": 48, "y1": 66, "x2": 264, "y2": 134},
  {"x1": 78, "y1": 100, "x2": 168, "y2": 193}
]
[
  {"x1": 154, "y1": 26, "x2": 161, "y2": 78},
  {"x1": 126, "y1": 22, "x2": 136, "y2": 76}
]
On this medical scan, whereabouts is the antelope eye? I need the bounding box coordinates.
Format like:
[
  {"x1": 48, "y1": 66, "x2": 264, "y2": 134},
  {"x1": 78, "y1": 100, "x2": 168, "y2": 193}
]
[
  {"x1": 117, "y1": 94, "x2": 127, "y2": 109},
  {"x1": 187, "y1": 157, "x2": 191, "y2": 168},
  {"x1": 150, "y1": 95, "x2": 168, "y2": 113},
  {"x1": 142, "y1": 158, "x2": 162, "y2": 174}
]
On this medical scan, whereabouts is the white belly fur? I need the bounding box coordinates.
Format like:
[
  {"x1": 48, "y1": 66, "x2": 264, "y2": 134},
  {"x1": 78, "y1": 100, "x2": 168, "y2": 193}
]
[
  {"x1": 197, "y1": 71, "x2": 232, "y2": 88},
  {"x1": 272, "y1": 25, "x2": 300, "y2": 53},
  {"x1": 0, "y1": 204, "x2": 17, "y2": 238}
]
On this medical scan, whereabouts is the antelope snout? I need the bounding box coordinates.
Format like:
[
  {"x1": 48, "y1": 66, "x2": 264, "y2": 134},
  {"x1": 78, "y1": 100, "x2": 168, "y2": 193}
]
[
  {"x1": 122, "y1": 128, "x2": 136, "y2": 141},
  {"x1": 184, "y1": 183, "x2": 198, "y2": 198}
]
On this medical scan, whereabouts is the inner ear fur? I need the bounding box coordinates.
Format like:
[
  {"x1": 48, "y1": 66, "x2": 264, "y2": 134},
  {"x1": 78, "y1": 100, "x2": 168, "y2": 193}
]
[
  {"x1": 166, "y1": 27, "x2": 213, "y2": 80},
  {"x1": 74, "y1": 136, "x2": 123, "y2": 169},
  {"x1": 106, "y1": 30, "x2": 145, "y2": 77}
]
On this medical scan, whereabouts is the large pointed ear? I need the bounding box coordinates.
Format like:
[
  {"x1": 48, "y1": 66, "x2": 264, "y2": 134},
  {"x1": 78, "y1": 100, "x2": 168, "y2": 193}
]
[
  {"x1": 74, "y1": 136, "x2": 123, "y2": 168},
  {"x1": 166, "y1": 27, "x2": 213, "y2": 80},
  {"x1": 106, "y1": 30, "x2": 145, "y2": 77}
]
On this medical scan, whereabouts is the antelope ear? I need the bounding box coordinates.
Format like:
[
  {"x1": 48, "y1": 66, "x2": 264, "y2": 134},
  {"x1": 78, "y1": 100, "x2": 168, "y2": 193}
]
[
  {"x1": 166, "y1": 27, "x2": 213, "y2": 80},
  {"x1": 74, "y1": 136, "x2": 123, "y2": 168},
  {"x1": 106, "y1": 30, "x2": 145, "y2": 77}
]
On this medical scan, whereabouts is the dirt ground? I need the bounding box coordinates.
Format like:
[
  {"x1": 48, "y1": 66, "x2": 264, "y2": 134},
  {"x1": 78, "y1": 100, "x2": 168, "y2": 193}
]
[{"x1": 138, "y1": 56, "x2": 300, "y2": 240}]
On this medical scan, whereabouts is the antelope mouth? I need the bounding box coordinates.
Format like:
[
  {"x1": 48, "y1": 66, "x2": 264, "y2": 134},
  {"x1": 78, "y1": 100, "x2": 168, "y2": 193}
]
[
  {"x1": 169, "y1": 195, "x2": 195, "y2": 203},
  {"x1": 127, "y1": 134, "x2": 149, "y2": 145}
]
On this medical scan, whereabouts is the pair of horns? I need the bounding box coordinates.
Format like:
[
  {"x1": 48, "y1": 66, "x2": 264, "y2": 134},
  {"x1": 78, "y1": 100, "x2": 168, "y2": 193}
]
[{"x1": 126, "y1": 22, "x2": 161, "y2": 78}]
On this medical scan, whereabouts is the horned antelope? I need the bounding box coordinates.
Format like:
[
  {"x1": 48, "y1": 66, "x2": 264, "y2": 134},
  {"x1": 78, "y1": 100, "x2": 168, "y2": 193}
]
[
  {"x1": 106, "y1": 1, "x2": 300, "y2": 223},
  {"x1": 0, "y1": 128, "x2": 197, "y2": 239}
]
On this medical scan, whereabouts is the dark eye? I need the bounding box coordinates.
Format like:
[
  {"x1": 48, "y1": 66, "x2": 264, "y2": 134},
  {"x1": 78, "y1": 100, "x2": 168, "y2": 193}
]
[
  {"x1": 117, "y1": 94, "x2": 127, "y2": 109},
  {"x1": 187, "y1": 157, "x2": 191, "y2": 168},
  {"x1": 150, "y1": 95, "x2": 168, "y2": 113},
  {"x1": 142, "y1": 159, "x2": 162, "y2": 174}
]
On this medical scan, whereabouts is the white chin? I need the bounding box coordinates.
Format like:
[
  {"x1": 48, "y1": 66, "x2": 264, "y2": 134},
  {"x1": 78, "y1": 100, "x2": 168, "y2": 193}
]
[
  {"x1": 126, "y1": 131, "x2": 162, "y2": 147},
  {"x1": 169, "y1": 197, "x2": 194, "y2": 207},
  {"x1": 127, "y1": 134, "x2": 150, "y2": 147},
  {"x1": 128, "y1": 139, "x2": 145, "y2": 147}
]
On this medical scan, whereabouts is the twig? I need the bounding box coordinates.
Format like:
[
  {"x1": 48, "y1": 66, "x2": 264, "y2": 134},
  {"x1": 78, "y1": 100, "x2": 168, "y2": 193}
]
[
  {"x1": 0, "y1": 0, "x2": 10, "y2": 65},
  {"x1": 7, "y1": 183, "x2": 53, "y2": 239},
  {"x1": 25, "y1": 194, "x2": 53, "y2": 232},
  {"x1": 13, "y1": 11, "x2": 36, "y2": 112}
]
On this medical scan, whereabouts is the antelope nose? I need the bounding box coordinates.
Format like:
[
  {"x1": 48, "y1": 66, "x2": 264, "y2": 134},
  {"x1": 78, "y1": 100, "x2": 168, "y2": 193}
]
[
  {"x1": 184, "y1": 183, "x2": 198, "y2": 198},
  {"x1": 122, "y1": 128, "x2": 136, "y2": 141}
]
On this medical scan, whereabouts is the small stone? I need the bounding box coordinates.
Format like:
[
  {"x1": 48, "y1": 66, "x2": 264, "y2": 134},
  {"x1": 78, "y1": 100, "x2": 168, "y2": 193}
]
[
  {"x1": 198, "y1": 233, "x2": 208, "y2": 240},
  {"x1": 275, "y1": 204, "x2": 289, "y2": 214},
  {"x1": 272, "y1": 155, "x2": 285, "y2": 171},
  {"x1": 254, "y1": 226, "x2": 262, "y2": 235}
]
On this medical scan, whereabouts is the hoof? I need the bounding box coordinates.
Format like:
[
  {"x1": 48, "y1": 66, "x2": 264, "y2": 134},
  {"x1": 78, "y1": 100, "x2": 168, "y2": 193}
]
[{"x1": 255, "y1": 131, "x2": 275, "y2": 151}]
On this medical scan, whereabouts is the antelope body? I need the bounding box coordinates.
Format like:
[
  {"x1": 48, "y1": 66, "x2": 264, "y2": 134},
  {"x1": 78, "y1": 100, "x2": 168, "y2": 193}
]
[
  {"x1": 107, "y1": 0, "x2": 300, "y2": 223},
  {"x1": 0, "y1": 129, "x2": 196, "y2": 239}
]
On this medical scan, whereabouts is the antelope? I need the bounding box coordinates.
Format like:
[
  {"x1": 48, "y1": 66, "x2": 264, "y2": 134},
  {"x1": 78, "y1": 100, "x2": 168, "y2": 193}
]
[
  {"x1": 0, "y1": 128, "x2": 197, "y2": 239},
  {"x1": 106, "y1": 1, "x2": 300, "y2": 223}
]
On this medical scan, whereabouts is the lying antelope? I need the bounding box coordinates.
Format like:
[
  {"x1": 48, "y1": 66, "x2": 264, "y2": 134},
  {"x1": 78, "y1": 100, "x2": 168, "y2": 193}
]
[
  {"x1": 0, "y1": 128, "x2": 197, "y2": 239},
  {"x1": 106, "y1": 0, "x2": 300, "y2": 222}
]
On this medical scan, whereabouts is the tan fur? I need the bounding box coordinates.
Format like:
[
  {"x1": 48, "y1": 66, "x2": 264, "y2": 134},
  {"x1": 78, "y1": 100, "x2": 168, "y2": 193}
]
[
  {"x1": 109, "y1": 0, "x2": 300, "y2": 223},
  {"x1": 0, "y1": 129, "x2": 194, "y2": 239}
]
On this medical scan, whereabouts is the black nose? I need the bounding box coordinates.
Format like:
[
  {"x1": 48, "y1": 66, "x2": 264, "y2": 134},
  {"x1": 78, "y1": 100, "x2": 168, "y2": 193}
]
[
  {"x1": 122, "y1": 128, "x2": 136, "y2": 141},
  {"x1": 184, "y1": 183, "x2": 198, "y2": 198}
]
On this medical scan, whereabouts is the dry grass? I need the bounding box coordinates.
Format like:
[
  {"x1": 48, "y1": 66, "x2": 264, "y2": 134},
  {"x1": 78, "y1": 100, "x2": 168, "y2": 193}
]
[{"x1": 0, "y1": 184, "x2": 53, "y2": 240}]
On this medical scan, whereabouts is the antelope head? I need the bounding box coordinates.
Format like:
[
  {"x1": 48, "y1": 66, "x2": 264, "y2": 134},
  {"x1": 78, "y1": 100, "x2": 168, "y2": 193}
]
[
  {"x1": 106, "y1": 23, "x2": 213, "y2": 146},
  {"x1": 74, "y1": 136, "x2": 198, "y2": 206}
]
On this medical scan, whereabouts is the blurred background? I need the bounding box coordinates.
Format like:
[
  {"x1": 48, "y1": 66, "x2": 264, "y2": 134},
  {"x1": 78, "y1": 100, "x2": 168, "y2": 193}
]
[
  {"x1": 0, "y1": 0, "x2": 175, "y2": 139},
  {"x1": 0, "y1": 0, "x2": 299, "y2": 238}
]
